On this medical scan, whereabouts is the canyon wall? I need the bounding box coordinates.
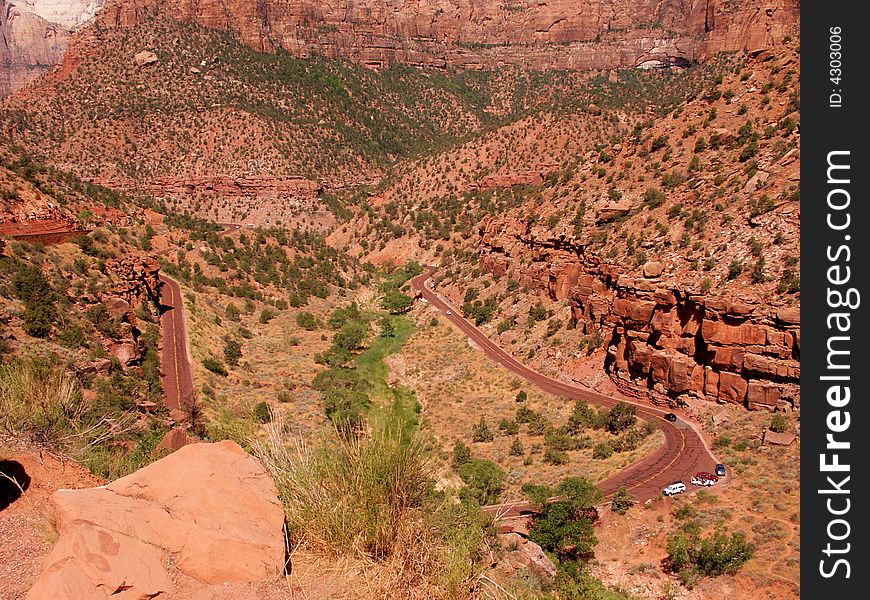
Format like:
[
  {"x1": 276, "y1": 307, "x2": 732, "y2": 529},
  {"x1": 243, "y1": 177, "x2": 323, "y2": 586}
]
[
  {"x1": 98, "y1": 0, "x2": 799, "y2": 70},
  {"x1": 1, "y1": 0, "x2": 801, "y2": 96},
  {"x1": 16, "y1": 0, "x2": 103, "y2": 28},
  {"x1": 1, "y1": 0, "x2": 70, "y2": 96},
  {"x1": 479, "y1": 217, "x2": 800, "y2": 411}
]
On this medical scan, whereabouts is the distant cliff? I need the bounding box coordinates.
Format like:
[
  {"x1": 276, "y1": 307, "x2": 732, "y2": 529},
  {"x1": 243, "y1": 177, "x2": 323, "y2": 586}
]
[
  {"x1": 3, "y1": 0, "x2": 799, "y2": 96},
  {"x1": 1, "y1": 0, "x2": 70, "y2": 96},
  {"x1": 99, "y1": 0, "x2": 799, "y2": 70}
]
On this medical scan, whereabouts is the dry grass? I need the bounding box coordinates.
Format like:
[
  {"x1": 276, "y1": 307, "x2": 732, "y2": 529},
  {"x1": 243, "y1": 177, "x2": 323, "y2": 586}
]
[
  {"x1": 251, "y1": 414, "x2": 493, "y2": 599},
  {"x1": 396, "y1": 307, "x2": 664, "y2": 499},
  {"x1": 181, "y1": 281, "x2": 349, "y2": 440}
]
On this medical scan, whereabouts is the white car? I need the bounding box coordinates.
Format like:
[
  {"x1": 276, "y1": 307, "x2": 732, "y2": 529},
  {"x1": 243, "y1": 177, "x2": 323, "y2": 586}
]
[
  {"x1": 445, "y1": 309, "x2": 452, "y2": 316},
  {"x1": 663, "y1": 481, "x2": 686, "y2": 496}
]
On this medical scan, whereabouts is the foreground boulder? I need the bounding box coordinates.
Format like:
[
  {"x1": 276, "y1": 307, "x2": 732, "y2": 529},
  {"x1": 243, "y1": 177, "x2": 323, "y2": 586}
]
[{"x1": 27, "y1": 441, "x2": 285, "y2": 599}]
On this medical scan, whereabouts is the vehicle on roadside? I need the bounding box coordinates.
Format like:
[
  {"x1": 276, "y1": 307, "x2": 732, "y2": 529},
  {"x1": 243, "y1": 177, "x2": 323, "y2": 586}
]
[
  {"x1": 691, "y1": 472, "x2": 718, "y2": 486},
  {"x1": 663, "y1": 481, "x2": 686, "y2": 496},
  {"x1": 715, "y1": 463, "x2": 727, "y2": 477},
  {"x1": 664, "y1": 412, "x2": 678, "y2": 422}
]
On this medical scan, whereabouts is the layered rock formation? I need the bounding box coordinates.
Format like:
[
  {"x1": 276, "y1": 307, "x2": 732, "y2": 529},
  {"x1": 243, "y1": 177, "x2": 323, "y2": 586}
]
[
  {"x1": 0, "y1": 0, "x2": 70, "y2": 96},
  {"x1": 17, "y1": 0, "x2": 103, "y2": 28},
  {"x1": 479, "y1": 218, "x2": 799, "y2": 411},
  {"x1": 98, "y1": 0, "x2": 798, "y2": 71},
  {"x1": 27, "y1": 440, "x2": 285, "y2": 599}
]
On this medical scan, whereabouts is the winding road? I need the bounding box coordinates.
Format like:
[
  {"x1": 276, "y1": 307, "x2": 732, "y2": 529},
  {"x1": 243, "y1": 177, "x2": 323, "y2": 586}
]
[{"x1": 410, "y1": 272, "x2": 718, "y2": 505}]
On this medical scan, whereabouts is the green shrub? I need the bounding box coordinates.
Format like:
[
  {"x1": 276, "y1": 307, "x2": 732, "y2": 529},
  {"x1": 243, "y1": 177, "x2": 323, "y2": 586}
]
[
  {"x1": 459, "y1": 459, "x2": 505, "y2": 505},
  {"x1": 296, "y1": 311, "x2": 319, "y2": 330},
  {"x1": 471, "y1": 417, "x2": 494, "y2": 442},
  {"x1": 529, "y1": 303, "x2": 548, "y2": 322},
  {"x1": 543, "y1": 447, "x2": 570, "y2": 465},
  {"x1": 604, "y1": 402, "x2": 637, "y2": 434},
  {"x1": 651, "y1": 135, "x2": 669, "y2": 152},
  {"x1": 644, "y1": 187, "x2": 665, "y2": 209},
  {"x1": 525, "y1": 477, "x2": 602, "y2": 564},
  {"x1": 498, "y1": 418, "x2": 519, "y2": 435},
  {"x1": 545, "y1": 431, "x2": 578, "y2": 451},
  {"x1": 253, "y1": 401, "x2": 272, "y2": 423},
  {"x1": 566, "y1": 400, "x2": 597, "y2": 433},
  {"x1": 527, "y1": 414, "x2": 551, "y2": 436},
  {"x1": 203, "y1": 357, "x2": 228, "y2": 376},
  {"x1": 515, "y1": 390, "x2": 527, "y2": 403},
  {"x1": 223, "y1": 339, "x2": 242, "y2": 366},
  {"x1": 381, "y1": 289, "x2": 413, "y2": 314},
  {"x1": 611, "y1": 487, "x2": 636, "y2": 515},
  {"x1": 452, "y1": 440, "x2": 472, "y2": 468},
  {"x1": 665, "y1": 528, "x2": 754, "y2": 587},
  {"x1": 509, "y1": 438, "x2": 524, "y2": 456},
  {"x1": 770, "y1": 413, "x2": 788, "y2": 433},
  {"x1": 593, "y1": 442, "x2": 613, "y2": 459},
  {"x1": 516, "y1": 406, "x2": 537, "y2": 423},
  {"x1": 727, "y1": 260, "x2": 743, "y2": 280}
]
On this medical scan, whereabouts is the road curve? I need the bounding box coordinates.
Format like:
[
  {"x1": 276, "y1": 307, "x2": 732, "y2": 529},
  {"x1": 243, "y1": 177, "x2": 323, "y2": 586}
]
[
  {"x1": 410, "y1": 271, "x2": 717, "y2": 504},
  {"x1": 159, "y1": 274, "x2": 195, "y2": 413}
]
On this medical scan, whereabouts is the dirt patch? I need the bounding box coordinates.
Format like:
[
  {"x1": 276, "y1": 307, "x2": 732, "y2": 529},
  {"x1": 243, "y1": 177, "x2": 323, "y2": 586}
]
[{"x1": 0, "y1": 441, "x2": 104, "y2": 600}]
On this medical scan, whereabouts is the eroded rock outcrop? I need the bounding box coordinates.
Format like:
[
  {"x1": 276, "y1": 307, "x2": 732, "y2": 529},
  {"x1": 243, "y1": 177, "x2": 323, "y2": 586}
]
[
  {"x1": 479, "y1": 216, "x2": 799, "y2": 411},
  {"x1": 85, "y1": 255, "x2": 161, "y2": 366},
  {"x1": 27, "y1": 440, "x2": 285, "y2": 599}
]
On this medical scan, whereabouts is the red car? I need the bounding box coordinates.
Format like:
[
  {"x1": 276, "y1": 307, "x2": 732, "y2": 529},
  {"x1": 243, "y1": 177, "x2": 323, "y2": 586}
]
[{"x1": 691, "y1": 472, "x2": 719, "y2": 486}]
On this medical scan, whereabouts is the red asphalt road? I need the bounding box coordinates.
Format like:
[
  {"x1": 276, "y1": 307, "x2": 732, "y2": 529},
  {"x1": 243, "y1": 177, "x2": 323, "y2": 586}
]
[
  {"x1": 159, "y1": 274, "x2": 194, "y2": 413},
  {"x1": 410, "y1": 272, "x2": 718, "y2": 508},
  {"x1": 155, "y1": 225, "x2": 239, "y2": 413}
]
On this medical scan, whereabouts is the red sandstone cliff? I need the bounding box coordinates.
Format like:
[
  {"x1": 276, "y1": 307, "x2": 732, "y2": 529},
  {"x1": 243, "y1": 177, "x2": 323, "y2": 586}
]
[
  {"x1": 478, "y1": 215, "x2": 800, "y2": 412},
  {"x1": 0, "y1": 0, "x2": 70, "y2": 96},
  {"x1": 98, "y1": 0, "x2": 798, "y2": 70}
]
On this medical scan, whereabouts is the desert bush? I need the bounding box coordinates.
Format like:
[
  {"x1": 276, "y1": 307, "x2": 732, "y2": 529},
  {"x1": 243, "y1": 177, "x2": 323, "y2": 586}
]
[
  {"x1": 253, "y1": 401, "x2": 272, "y2": 423},
  {"x1": 770, "y1": 413, "x2": 788, "y2": 433},
  {"x1": 459, "y1": 459, "x2": 505, "y2": 505},
  {"x1": 543, "y1": 448, "x2": 570, "y2": 465},
  {"x1": 223, "y1": 339, "x2": 242, "y2": 366},
  {"x1": 471, "y1": 417, "x2": 494, "y2": 442},
  {"x1": 452, "y1": 440, "x2": 472, "y2": 469},
  {"x1": 611, "y1": 487, "x2": 636, "y2": 515},
  {"x1": 665, "y1": 528, "x2": 754, "y2": 587},
  {"x1": 203, "y1": 357, "x2": 228, "y2": 376},
  {"x1": 296, "y1": 311, "x2": 319, "y2": 330},
  {"x1": 593, "y1": 442, "x2": 613, "y2": 459}
]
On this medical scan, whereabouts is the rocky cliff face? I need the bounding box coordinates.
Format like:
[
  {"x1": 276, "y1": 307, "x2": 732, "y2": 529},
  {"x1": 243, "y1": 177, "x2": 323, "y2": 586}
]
[
  {"x1": 0, "y1": 0, "x2": 802, "y2": 97},
  {"x1": 17, "y1": 0, "x2": 103, "y2": 28},
  {"x1": 0, "y1": 0, "x2": 70, "y2": 96},
  {"x1": 479, "y1": 217, "x2": 799, "y2": 411},
  {"x1": 99, "y1": 0, "x2": 798, "y2": 70}
]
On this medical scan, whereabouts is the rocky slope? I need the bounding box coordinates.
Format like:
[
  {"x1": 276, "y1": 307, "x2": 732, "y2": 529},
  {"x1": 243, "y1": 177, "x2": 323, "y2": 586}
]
[
  {"x1": 362, "y1": 42, "x2": 800, "y2": 411},
  {"x1": 99, "y1": 0, "x2": 798, "y2": 70},
  {"x1": 0, "y1": 0, "x2": 70, "y2": 96}
]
